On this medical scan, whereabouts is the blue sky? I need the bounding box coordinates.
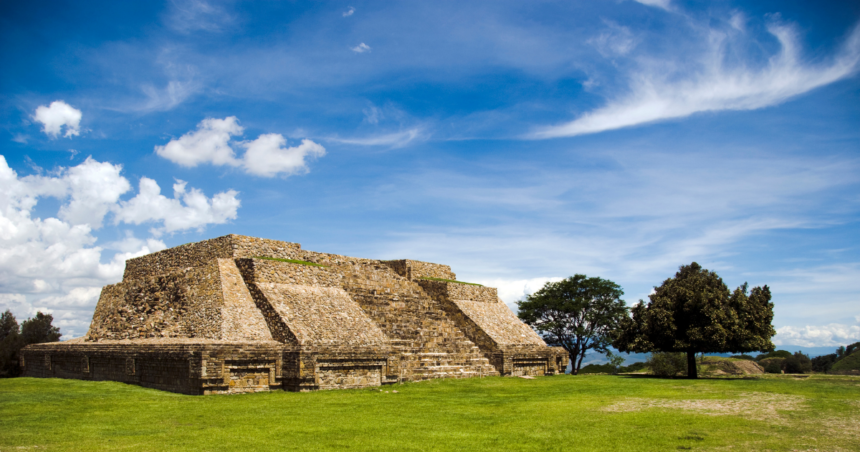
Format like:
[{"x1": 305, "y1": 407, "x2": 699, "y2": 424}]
[{"x1": 1, "y1": 0, "x2": 859, "y2": 348}]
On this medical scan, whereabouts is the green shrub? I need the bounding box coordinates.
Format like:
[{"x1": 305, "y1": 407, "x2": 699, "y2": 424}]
[
  {"x1": 783, "y1": 352, "x2": 812, "y2": 374},
  {"x1": 759, "y1": 357, "x2": 785, "y2": 372},
  {"x1": 579, "y1": 363, "x2": 613, "y2": 374},
  {"x1": 622, "y1": 362, "x2": 647, "y2": 372},
  {"x1": 730, "y1": 354, "x2": 754, "y2": 360},
  {"x1": 646, "y1": 352, "x2": 687, "y2": 377},
  {"x1": 763, "y1": 361, "x2": 782, "y2": 374}
]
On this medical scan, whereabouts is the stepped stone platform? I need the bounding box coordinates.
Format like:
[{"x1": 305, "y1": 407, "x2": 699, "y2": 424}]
[{"x1": 21, "y1": 235, "x2": 567, "y2": 394}]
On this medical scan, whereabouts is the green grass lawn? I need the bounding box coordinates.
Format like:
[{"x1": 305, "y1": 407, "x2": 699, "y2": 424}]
[{"x1": 1, "y1": 374, "x2": 858, "y2": 451}]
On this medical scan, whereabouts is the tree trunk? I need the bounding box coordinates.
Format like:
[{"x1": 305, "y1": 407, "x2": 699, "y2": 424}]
[
  {"x1": 576, "y1": 351, "x2": 586, "y2": 375},
  {"x1": 687, "y1": 350, "x2": 698, "y2": 379}
]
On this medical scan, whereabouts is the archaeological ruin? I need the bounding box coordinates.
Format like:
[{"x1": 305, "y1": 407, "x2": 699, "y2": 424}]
[{"x1": 21, "y1": 235, "x2": 568, "y2": 394}]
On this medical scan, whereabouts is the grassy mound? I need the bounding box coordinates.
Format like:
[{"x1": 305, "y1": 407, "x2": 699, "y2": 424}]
[
  {"x1": 830, "y1": 349, "x2": 860, "y2": 374},
  {"x1": 701, "y1": 357, "x2": 764, "y2": 375},
  {"x1": 2, "y1": 375, "x2": 859, "y2": 451}
]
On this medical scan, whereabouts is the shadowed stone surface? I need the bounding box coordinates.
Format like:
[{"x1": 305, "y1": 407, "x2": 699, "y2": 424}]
[{"x1": 22, "y1": 234, "x2": 567, "y2": 394}]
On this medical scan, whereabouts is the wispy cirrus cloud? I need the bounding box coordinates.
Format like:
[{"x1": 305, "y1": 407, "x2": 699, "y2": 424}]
[
  {"x1": 530, "y1": 21, "x2": 860, "y2": 139},
  {"x1": 328, "y1": 128, "x2": 425, "y2": 148},
  {"x1": 165, "y1": 0, "x2": 236, "y2": 34},
  {"x1": 633, "y1": 0, "x2": 672, "y2": 11}
]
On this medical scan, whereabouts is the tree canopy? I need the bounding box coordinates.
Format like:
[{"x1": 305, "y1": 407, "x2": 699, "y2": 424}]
[
  {"x1": 517, "y1": 275, "x2": 627, "y2": 375},
  {"x1": 613, "y1": 262, "x2": 775, "y2": 378}
]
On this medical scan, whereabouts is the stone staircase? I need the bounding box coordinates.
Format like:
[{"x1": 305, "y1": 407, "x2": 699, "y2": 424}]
[{"x1": 335, "y1": 264, "x2": 499, "y2": 381}]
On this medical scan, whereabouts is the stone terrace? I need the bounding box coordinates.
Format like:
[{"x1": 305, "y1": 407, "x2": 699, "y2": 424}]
[{"x1": 22, "y1": 234, "x2": 567, "y2": 394}]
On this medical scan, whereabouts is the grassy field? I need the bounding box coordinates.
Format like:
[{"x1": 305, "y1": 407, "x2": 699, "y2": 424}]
[{"x1": 1, "y1": 374, "x2": 858, "y2": 451}]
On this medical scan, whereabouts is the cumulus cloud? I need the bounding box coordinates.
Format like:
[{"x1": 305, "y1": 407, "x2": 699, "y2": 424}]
[
  {"x1": 531, "y1": 21, "x2": 860, "y2": 139},
  {"x1": 114, "y1": 178, "x2": 240, "y2": 235},
  {"x1": 351, "y1": 43, "x2": 371, "y2": 53},
  {"x1": 155, "y1": 116, "x2": 326, "y2": 177},
  {"x1": 0, "y1": 154, "x2": 238, "y2": 337},
  {"x1": 33, "y1": 101, "x2": 82, "y2": 138},
  {"x1": 775, "y1": 323, "x2": 860, "y2": 348},
  {"x1": 343, "y1": 7, "x2": 355, "y2": 17},
  {"x1": 155, "y1": 116, "x2": 243, "y2": 166},
  {"x1": 241, "y1": 135, "x2": 326, "y2": 177}
]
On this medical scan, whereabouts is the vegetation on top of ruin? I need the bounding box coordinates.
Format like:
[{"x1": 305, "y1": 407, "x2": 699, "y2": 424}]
[
  {"x1": 252, "y1": 256, "x2": 329, "y2": 267},
  {"x1": 3, "y1": 375, "x2": 860, "y2": 451},
  {"x1": 418, "y1": 276, "x2": 483, "y2": 286}
]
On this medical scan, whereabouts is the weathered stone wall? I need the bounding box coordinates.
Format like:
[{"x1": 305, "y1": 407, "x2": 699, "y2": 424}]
[
  {"x1": 20, "y1": 340, "x2": 284, "y2": 395},
  {"x1": 418, "y1": 280, "x2": 498, "y2": 303},
  {"x1": 382, "y1": 259, "x2": 456, "y2": 281},
  {"x1": 235, "y1": 258, "x2": 343, "y2": 287},
  {"x1": 88, "y1": 261, "x2": 225, "y2": 340},
  {"x1": 123, "y1": 236, "x2": 235, "y2": 280}
]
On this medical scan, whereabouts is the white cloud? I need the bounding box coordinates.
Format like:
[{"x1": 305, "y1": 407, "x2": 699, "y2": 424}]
[
  {"x1": 775, "y1": 323, "x2": 860, "y2": 347},
  {"x1": 330, "y1": 128, "x2": 424, "y2": 147},
  {"x1": 241, "y1": 135, "x2": 326, "y2": 177},
  {"x1": 165, "y1": 0, "x2": 234, "y2": 34},
  {"x1": 633, "y1": 0, "x2": 672, "y2": 11},
  {"x1": 33, "y1": 101, "x2": 82, "y2": 138},
  {"x1": 155, "y1": 116, "x2": 326, "y2": 177},
  {"x1": 343, "y1": 7, "x2": 355, "y2": 17},
  {"x1": 155, "y1": 116, "x2": 243, "y2": 167},
  {"x1": 531, "y1": 22, "x2": 860, "y2": 139},
  {"x1": 0, "y1": 154, "x2": 237, "y2": 338},
  {"x1": 352, "y1": 43, "x2": 371, "y2": 53},
  {"x1": 141, "y1": 79, "x2": 199, "y2": 111},
  {"x1": 114, "y1": 178, "x2": 240, "y2": 235},
  {"x1": 589, "y1": 21, "x2": 638, "y2": 56}
]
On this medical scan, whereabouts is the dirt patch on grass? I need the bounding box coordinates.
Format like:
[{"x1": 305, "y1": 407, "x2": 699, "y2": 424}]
[{"x1": 603, "y1": 392, "x2": 805, "y2": 422}]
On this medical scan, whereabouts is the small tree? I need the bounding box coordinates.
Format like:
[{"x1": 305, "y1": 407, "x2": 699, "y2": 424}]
[
  {"x1": 605, "y1": 351, "x2": 626, "y2": 375},
  {"x1": 0, "y1": 310, "x2": 21, "y2": 377},
  {"x1": 20, "y1": 312, "x2": 61, "y2": 345},
  {"x1": 614, "y1": 262, "x2": 775, "y2": 379},
  {"x1": 518, "y1": 275, "x2": 628, "y2": 375},
  {"x1": 0, "y1": 310, "x2": 61, "y2": 378},
  {"x1": 811, "y1": 354, "x2": 838, "y2": 373}
]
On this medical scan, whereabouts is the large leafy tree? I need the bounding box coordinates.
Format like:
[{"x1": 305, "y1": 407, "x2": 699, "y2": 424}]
[
  {"x1": 517, "y1": 275, "x2": 628, "y2": 375},
  {"x1": 614, "y1": 262, "x2": 775, "y2": 378}
]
